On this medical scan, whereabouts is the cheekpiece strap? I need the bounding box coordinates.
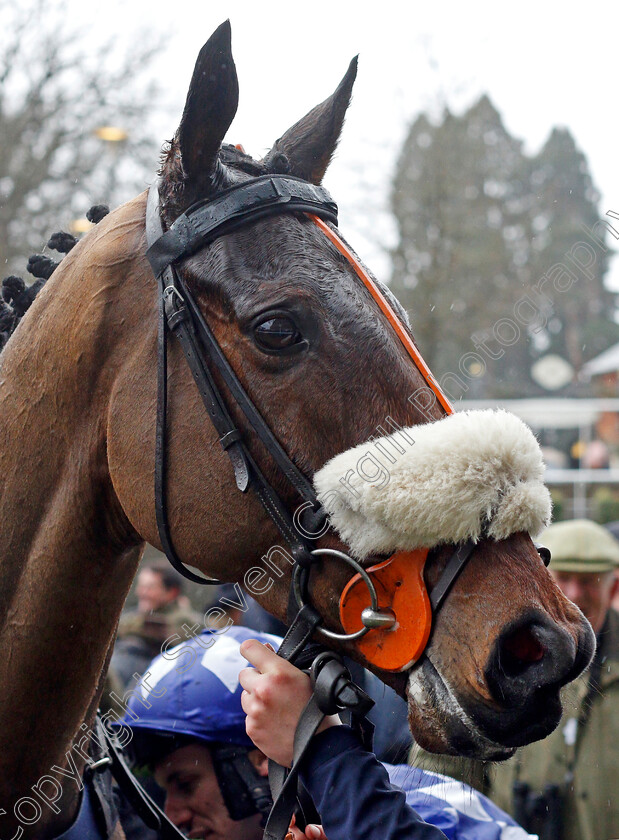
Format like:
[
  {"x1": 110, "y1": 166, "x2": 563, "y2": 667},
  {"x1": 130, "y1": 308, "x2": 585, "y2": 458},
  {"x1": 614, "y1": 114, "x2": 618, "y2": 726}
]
[
  {"x1": 429, "y1": 538, "x2": 477, "y2": 610},
  {"x1": 146, "y1": 175, "x2": 338, "y2": 278},
  {"x1": 146, "y1": 176, "x2": 326, "y2": 584},
  {"x1": 148, "y1": 180, "x2": 222, "y2": 586}
]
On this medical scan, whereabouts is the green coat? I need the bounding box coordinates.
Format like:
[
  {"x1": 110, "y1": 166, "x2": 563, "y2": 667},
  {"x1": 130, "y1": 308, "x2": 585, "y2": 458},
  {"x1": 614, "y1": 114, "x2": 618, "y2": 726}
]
[
  {"x1": 116, "y1": 602, "x2": 202, "y2": 652},
  {"x1": 411, "y1": 608, "x2": 619, "y2": 840}
]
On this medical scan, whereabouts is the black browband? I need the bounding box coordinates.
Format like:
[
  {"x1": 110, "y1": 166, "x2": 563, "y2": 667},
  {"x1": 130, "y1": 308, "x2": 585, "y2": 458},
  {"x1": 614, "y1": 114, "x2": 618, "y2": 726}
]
[{"x1": 147, "y1": 174, "x2": 338, "y2": 276}]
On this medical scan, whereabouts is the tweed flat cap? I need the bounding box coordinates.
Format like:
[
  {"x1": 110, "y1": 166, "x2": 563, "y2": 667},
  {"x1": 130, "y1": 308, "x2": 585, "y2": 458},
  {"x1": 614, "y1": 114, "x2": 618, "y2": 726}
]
[{"x1": 540, "y1": 519, "x2": 619, "y2": 572}]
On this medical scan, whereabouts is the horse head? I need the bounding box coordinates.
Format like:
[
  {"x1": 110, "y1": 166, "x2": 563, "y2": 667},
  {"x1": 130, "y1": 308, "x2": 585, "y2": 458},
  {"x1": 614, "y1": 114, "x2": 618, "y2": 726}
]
[{"x1": 102, "y1": 22, "x2": 594, "y2": 761}]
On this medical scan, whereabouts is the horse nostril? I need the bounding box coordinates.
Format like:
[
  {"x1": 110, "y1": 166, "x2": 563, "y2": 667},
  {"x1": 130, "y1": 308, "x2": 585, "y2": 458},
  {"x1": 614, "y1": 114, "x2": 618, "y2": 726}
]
[
  {"x1": 486, "y1": 611, "x2": 579, "y2": 707},
  {"x1": 500, "y1": 626, "x2": 546, "y2": 676}
]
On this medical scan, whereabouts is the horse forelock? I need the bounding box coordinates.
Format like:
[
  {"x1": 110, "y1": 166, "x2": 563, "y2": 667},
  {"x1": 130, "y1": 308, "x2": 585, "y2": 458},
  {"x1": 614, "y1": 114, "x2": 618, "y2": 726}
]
[{"x1": 158, "y1": 140, "x2": 279, "y2": 223}]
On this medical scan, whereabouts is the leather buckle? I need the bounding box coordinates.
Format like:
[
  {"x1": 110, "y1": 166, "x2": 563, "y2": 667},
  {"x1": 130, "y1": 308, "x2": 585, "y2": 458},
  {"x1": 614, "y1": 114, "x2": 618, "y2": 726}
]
[{"x1": 310, "y1": 652, "x2": 374, "y2": 716}]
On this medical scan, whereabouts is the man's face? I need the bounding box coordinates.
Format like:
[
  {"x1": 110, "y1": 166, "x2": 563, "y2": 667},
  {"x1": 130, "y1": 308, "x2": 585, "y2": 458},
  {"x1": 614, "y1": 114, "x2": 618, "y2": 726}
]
[
  {"x1": 136, "y1": 569, "x2": 178, "y2": 613},
  {"x1": 154, "y1": 743, "x2": 265, "y2": 840},
  {"x1": 551, "y1": 569, "x2": 619, "y2": 634}
]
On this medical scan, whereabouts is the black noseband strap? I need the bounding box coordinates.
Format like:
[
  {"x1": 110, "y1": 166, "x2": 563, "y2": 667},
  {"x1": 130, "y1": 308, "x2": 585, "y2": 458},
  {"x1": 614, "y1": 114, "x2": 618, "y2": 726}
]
[
  {"x1": 146, "y1": 175, "x2": 338, "y2": 277},
  {"x1": 429, "y1": 539, "x2": 477, "y2": 611}
]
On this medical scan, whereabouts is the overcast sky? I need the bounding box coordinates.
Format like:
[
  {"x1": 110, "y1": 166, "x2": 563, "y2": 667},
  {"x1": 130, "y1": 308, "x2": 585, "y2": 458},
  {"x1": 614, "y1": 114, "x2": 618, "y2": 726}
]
[{"x1": 64, "y1": 0, "x2": 619, "y2": 285}]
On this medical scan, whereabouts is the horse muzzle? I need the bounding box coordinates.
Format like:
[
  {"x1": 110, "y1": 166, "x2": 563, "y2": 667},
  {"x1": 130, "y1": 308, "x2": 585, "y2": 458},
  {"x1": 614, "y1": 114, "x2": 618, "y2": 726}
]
[
  {"x1": 406, "y1": 606, "x2": 595, "y2": 758},
  {"x1": 475, "y1": 608, "x2": 596, "y2": 747},
  {"x1": 487, "y1": 609, "x2": 594, "y2": 703}
]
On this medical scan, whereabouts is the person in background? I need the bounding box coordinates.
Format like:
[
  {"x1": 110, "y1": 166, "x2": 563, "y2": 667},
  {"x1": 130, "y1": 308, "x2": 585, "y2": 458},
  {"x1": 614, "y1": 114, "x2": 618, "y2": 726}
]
[
  {"x1": 111, "y1": 559, "x2": 202, "y2": 688},
  {"x1": 412, "y1": 518, "x2": 619, "y2": 840},
  {"x1": 112, "y1": 625, "x2": 329, "y2": 840},
  {"x1": 604, "y1": 519, "x2": 619, "y2": 612}
]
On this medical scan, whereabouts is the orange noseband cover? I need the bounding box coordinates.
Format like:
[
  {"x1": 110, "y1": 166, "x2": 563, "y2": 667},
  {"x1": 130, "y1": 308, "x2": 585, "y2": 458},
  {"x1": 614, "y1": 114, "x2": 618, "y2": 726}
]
[
  {"x1": 309, "y1": 216, "x2": 453, "y2": 671},
  {"x1": 340, "y1": 550, "x2": 432, "y2": 672}
]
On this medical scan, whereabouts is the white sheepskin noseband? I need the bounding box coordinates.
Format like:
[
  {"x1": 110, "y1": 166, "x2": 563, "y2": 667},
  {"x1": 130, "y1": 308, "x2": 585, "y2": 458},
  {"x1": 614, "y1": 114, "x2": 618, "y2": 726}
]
[{"x1": 313, "y1": 409, "x2": 551, "y2": 560}]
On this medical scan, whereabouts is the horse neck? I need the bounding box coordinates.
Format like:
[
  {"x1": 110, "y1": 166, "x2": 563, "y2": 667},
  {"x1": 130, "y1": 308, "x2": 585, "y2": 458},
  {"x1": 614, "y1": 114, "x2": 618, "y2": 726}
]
[{"x1": 0, "y1": 197, "x2": 147, "y2": 831}]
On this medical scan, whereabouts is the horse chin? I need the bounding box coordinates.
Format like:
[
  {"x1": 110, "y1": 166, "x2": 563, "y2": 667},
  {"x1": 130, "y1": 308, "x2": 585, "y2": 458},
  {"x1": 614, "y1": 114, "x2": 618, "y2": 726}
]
[{"x1": 406, "y1": 658, "x2": 517, "y2": 762}]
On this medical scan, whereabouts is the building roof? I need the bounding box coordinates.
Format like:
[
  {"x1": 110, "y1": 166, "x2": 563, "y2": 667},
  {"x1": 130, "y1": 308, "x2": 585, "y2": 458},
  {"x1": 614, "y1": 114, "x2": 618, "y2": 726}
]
[
  {"x1": 580, "y1": 341, "x2": 619, "y2": 377},
  {"x1": 457, "y1": 398, "x2": 619, "y2": 429}
]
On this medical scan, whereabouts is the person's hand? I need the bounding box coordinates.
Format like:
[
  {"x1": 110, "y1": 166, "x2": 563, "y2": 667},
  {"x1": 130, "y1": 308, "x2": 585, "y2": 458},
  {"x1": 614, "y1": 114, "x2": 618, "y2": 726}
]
[
  {"x1": 286, "y1": 814, "x2": 328, "y2": 839},
  {"x1": 239, "y1": 639, "x2": 340, "y2": 767}
]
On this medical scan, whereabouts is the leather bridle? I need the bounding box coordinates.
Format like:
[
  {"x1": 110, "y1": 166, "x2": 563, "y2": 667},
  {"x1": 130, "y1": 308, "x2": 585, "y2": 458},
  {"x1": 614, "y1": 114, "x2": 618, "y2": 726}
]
[
  {"x1": 141, "y1": 171, "x2": 481, "y2": 840},
  {"x1": 144, "y1": 171, "x2": 477, "y2": 665},
  {"x1": 146, "y1": 176, "x2": 339, "y2": 583}
]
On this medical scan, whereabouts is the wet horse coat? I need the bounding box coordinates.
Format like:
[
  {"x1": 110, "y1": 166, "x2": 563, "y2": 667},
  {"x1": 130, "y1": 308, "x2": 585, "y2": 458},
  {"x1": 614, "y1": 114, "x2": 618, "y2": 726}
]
[{"x1": 0, "y1": 22, "x2": 594, "y2": 839}]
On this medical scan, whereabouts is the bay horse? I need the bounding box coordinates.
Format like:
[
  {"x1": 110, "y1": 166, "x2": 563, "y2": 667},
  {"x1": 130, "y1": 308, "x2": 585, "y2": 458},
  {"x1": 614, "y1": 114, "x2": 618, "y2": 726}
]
[{"x1": 0, "y1": 21, "x2": 594, "y2": 840}]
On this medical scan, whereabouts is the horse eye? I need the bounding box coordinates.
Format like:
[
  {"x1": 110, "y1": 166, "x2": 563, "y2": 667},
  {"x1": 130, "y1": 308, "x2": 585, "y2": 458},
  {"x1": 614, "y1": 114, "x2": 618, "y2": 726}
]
[{"x1": 254, "y1": 315, "x2": 302, "y2": 352}]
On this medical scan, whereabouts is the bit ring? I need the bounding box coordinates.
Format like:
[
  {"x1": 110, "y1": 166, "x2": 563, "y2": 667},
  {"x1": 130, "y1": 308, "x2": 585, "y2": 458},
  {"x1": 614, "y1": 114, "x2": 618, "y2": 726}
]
[{"x1": 293, "y1": 548, "x2": 379, "y2": 641}]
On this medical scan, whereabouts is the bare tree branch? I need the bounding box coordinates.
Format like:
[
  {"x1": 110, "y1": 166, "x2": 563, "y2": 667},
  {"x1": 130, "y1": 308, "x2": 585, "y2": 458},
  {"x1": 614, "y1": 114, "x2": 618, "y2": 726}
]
[{"x1": 0, "y1": 0, "x2": 163, "y2": 274}]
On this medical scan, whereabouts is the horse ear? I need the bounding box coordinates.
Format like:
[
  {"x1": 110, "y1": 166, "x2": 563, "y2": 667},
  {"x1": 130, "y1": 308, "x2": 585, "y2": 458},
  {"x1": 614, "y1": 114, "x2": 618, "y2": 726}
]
[
  {"x1": 264, "y1": 57, "x2": 358, "y2": 184},
  {"x1": 177, "y1": 21, "x2": 239, "y2": 189}
]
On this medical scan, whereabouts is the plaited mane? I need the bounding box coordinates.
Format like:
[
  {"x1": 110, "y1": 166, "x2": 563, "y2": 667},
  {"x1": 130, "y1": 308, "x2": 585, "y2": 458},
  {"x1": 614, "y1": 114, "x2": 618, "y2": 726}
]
[
  {"x1": 0, "y1": 205, "x2": 110, "y2": 352},
  {"x1": 0, "y1": 144, "x2": 294, "y2": 351}
]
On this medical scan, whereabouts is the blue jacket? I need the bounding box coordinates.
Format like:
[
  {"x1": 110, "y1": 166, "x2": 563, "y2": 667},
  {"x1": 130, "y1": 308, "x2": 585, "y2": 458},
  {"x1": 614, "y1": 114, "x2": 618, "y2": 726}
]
[
  {"x1": 54, "y1": 783, "x2": 107, "y2": 840},
  {"x1": 55, "y1": 727, "x2": 535, "y2": 840},
  {"x1": 300, "y1": 727, "x2": 535, "y2": 840}
]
